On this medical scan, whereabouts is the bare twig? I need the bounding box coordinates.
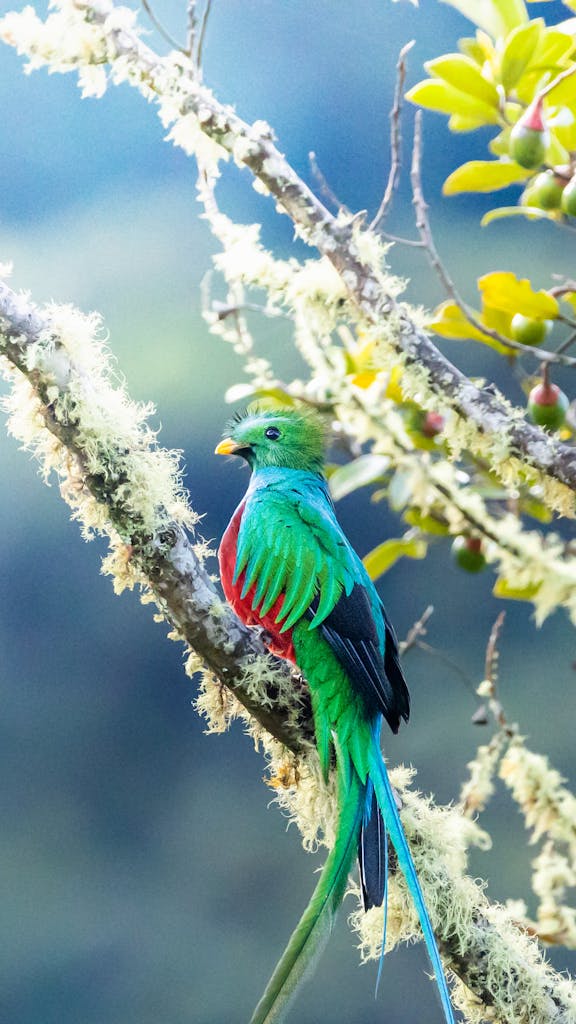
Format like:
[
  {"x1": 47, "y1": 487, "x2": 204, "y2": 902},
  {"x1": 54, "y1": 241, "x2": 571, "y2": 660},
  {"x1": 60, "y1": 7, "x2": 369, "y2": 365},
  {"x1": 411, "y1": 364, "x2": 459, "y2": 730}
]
[
  {"x1": 481, "y1": 611, "x2": 516, "y2": 738},
  {"x1": 140, "y1": 0, "x2": 182, "y2": 52},
  {"x1": 196, "y1": 0, "x2": 213, "y2": 70},
  {"x1": 309, "y1": 151, "x2": 348, "y2": 214},
  {"x1": 400, "y1": 603, "x2": 434, "y2": 654},
  {"x1": 415, "y1": 639, "x2": 479, "y2": 698},
  {"x1": 410, "y1": 112, "x2": 576, "y2": 369},
  {"x1": 370, "y1": 40, "x2": 415, "y2": 230},
  {"x1": 556, "y1": 329, "x2": 576, "y2": 357},
  {"x1": 185, "y1": 0, "x2": 198, "y2": 58}
]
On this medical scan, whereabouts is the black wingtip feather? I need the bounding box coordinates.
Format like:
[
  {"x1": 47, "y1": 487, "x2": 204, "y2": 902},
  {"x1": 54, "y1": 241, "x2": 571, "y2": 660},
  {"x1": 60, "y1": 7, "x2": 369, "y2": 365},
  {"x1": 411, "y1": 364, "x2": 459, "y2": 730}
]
[{"x1": 359, "y1": 789, "x2": 386, "y2": 910}]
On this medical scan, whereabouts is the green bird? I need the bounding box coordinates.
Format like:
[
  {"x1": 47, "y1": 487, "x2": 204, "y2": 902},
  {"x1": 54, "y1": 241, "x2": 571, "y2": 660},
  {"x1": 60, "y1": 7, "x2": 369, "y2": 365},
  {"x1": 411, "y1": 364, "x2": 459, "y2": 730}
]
[{"x1": 215, "y1": 405, "x2": 454, "y2": 1024}]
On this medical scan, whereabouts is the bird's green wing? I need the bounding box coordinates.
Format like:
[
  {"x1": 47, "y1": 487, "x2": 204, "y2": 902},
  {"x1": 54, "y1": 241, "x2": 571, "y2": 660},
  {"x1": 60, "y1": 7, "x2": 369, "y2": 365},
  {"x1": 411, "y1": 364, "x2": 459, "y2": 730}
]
[{"x1": 233, "y1": 483, "x2": 356, "y2": 632}]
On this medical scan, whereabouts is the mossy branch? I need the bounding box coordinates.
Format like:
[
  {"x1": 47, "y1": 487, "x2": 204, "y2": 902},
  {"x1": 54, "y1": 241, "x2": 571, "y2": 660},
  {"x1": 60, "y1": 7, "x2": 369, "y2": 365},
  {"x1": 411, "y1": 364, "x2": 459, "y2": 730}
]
[
  {"x1": 2, "y1": 277, "x2": 576, "y2": 1022},
  {"x1": 0, "y1": 279, "x2": 310, "y2": 752},
  {"x1": 4, "y1": 0, "x2": 574, "y2": 502}
]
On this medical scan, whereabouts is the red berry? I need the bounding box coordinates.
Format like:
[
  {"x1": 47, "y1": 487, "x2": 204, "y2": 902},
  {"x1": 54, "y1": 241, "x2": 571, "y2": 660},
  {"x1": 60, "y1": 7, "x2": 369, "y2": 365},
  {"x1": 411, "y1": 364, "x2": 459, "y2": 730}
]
[
  {"x1": 421, "y1": 412, "x2": 445, "y2": 438},
  {"x1": 509, "y1": 98, "x2": 548, "y2": 170},
  {"x1": 528, "y1": 382, "x2": 569, "y2": 430},
  {"x1": 451, "y1": 536, "x2": 487, "y2": 574}
]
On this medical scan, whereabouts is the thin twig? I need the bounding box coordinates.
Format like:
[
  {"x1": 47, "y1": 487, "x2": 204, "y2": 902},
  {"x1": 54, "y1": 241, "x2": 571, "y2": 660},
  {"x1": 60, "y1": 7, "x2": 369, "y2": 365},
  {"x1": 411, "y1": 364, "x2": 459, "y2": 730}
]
[
  {"x1": 416, "y1": 639, "x2": 478, "y2": 698},
  {"x1": 400, "y1": 603, "x2": 434, "y2": 654},
  {"x1": 196, "y1": 0, "x2": 213, "y2": 71},
  {"x1": 481, "y1": 611, "x2": 516, "y2": 738},
  {"x1": 140, "y1": 0, "x2": 183, "y2": 52},
  {"x1": 555, "y1": 329, "x2": 576, "y2": 357},
  {"x1": 309, "y1": 152, "x2": 349, "y2": 214},
  {"x1": 381, "y1": 230, "x2": 424, "y2": 248},
  {"x1": 371, "y1": 40, "x2": 415, "y2": 230},
  {"x1": 410, "y1": 111, "x2": 576, "y2": 369},
  {"x1": 185, "y1": 0, "x2": 198, "y2": 58}
]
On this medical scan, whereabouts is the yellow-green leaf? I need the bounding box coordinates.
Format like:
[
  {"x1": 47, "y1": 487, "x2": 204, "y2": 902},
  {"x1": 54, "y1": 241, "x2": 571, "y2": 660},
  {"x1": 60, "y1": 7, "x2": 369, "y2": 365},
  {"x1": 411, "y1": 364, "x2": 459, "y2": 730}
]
[
  {"x1": 459, "y1": 36, "x2": 489, "y2": 64},
  {"x1": 405, "y1": 80, "x2": 500, "y2": 123},
  {"x1": 481, "y1": 204, "x2": 558, "y2": 224},
  {"x1": 440, "y1": 0, "x2": 528, "y2": 40},
  {"x1": 363, "y1": 537, "x2": 428, "y2": 582},
  {"x1": 403, "y1": 509, "x2": 450, "y2": 536},
  {"x1": 448, "y1": 113, "x2": 496, "y2": 132},
  {"x1": 489, "y1": 128, "x2": 512, "y2": 155},
  {"x1": 493, "y1": 576, "x2": 541, "y2": 600},
  {"x1": 478, "y1": 271, "x2": 559, "y2": 317},
  {"x1": 531, "y1": 29, "x2": 575, "y2": 72},
  {"x1": 499, "y1": 20, "x2": 542, "y2": 90},
  {"x1": 544, "y1": 65, "x2": 576, "y2": 106},
  {"x1": 224, "y1": 383, "x2": 295, "y2": 405},
  {"x1": 521, "y1": 496, "x2": 553, "y2": 523},
  {"x1": 328, "y1": 454, "x2": 390, "y2": 502},
  {"x1": 443, "y1": 159, "x2": 532, "y2": 194},
  {"x1": 425, "y1": 54, "x2": 500, "y2": 106},
  {"x1": 429, "y1": 301, "x2": 515, "y2": 354}
]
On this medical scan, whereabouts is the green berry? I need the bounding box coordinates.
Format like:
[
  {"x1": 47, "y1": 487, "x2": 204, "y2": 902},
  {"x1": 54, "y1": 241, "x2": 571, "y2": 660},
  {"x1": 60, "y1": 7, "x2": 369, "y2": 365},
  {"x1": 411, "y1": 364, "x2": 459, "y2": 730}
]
[
  {"x1": 528, "y1": 382, "x2": 569, "y2": 430},
  {"x1": 527, "y1": 170, "x2": 566, "y2": 211},
  {"x1": 510, "y1": 314, "x2": 552, "y2": 347},
  {"x1": 561, "y1": 175, "x2": 576, "y2": 216},
  {"x1": 451, "y1": 536, "x2": 487, "y2": 574}
]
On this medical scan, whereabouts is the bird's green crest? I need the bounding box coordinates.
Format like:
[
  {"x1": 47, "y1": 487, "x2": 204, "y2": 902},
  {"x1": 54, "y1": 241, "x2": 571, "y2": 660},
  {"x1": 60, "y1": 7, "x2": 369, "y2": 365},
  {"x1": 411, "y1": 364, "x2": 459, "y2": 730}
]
[{"x1": 221, "y1": 404, "x2": 327, "y2": 472}]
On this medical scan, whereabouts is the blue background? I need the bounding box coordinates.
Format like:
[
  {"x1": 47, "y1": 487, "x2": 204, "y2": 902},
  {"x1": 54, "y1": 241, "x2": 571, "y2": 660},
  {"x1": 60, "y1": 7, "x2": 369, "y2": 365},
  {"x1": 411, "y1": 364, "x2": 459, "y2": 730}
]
[{"x1": 0, "y1": 1, "x2": 574, "y2": 1021}]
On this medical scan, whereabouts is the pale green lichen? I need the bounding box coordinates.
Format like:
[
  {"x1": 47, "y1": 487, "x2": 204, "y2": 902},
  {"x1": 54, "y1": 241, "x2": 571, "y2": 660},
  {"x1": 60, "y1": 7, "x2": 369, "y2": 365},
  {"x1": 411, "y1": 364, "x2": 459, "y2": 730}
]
[{"x1": 500, "y1": 740, "x2": 576, "y2": 851}]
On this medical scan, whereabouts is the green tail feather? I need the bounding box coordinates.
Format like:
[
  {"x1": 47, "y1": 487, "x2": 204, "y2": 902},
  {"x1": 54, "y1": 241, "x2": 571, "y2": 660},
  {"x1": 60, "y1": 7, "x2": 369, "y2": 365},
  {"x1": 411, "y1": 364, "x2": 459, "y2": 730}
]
[{"x1": 250, "y1": 759, "x2": 364, "y2": 1024}]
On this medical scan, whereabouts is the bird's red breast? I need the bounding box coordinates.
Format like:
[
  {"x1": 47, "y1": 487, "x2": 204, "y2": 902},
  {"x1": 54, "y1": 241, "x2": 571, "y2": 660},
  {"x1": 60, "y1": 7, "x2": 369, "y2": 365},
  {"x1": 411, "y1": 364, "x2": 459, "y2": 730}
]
[{"x1": 219, "y1": 501, "x2": 296, "y2": 663}]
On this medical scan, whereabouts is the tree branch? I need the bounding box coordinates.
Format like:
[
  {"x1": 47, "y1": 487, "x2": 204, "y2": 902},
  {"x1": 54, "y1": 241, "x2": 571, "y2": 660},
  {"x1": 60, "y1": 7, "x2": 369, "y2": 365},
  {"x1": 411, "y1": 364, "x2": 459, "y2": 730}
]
[
  {"x1": 69, "y1": 0, "x2": 576, "y2": 500},
  {"x1": 0, "y1": 279, "x2": 311, "y2": 753},
  {"x1": 1, "y1": 273, "x2": 576, "y2": 1022}
]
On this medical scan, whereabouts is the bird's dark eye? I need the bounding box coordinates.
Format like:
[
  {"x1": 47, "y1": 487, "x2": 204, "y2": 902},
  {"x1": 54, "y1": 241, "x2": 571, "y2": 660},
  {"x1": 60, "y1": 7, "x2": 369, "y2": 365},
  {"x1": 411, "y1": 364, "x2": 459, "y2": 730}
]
[{"x1": 265, "y1": 426, "x2": 281, "y2": 441}]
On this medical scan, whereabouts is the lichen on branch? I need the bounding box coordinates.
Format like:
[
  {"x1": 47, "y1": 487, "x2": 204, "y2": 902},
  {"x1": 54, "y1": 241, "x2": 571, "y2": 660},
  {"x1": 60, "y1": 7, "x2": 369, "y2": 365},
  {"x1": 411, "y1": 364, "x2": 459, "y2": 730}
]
[
  {"x1": 1, "y1": 275, "x2": 576, "y2": 1023},
  {"x1": 2, "y1": 0, "x2": 576, "y2": 506}
]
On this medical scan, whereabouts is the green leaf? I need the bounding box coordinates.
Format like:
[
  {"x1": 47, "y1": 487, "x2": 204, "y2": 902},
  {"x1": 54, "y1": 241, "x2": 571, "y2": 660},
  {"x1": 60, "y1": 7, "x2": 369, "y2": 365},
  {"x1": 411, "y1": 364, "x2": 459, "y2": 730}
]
[
  {"x1": 425, "y1": 54, "x2": 500, "y2": 106},
  {"x1": 363, "y1": 537, "x2": 428, "y2": 582},
  {"x1": 388, "y1": 469, "x2": 415, "y2": 511},
  {"x1": 499, "y1": 20, "x2": 542, "y2": 90},
  {"x1": 478, "y1": 271, "x2": 559, "y2": 317},
  {"x1": 493, "y1": 576, "x2": 541, "y2": 600},
  {"x1": 328, "y1": 454, "x2": 390, "y2": 502},
  {"x1": 440, "y1": 0, "x2": 528, "y2": 39},
  {"x1": 403, "y1": 508, "x2": 450, "y2": 536},
  {"x1": 521, "y1": 496, "x2": 553, "y2": 523},
  {"x1": 443, "y1": 159, "x2": 532, "y2": 194},
  {"x1": 481, "y1": 204, "x2": 558, "y2": 224},
  {"x1": 405, "y1": 80, "x2": 500, "y2": 123}
]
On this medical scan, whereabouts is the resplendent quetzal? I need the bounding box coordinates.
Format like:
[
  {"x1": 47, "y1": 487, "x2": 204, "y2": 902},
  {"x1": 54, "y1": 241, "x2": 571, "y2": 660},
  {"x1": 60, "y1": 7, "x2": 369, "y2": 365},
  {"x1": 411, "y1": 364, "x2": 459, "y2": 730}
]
[{"x1": 215, "y1": 405, "x2": 454, "y2": 1024}]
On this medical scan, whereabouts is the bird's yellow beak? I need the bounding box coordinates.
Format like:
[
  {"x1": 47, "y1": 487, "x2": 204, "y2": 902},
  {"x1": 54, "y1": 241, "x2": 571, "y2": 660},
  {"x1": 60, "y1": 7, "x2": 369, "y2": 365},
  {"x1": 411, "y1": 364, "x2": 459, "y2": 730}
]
[{"x1": 215, "y1": 437, "x2": 241, "y2": 456}]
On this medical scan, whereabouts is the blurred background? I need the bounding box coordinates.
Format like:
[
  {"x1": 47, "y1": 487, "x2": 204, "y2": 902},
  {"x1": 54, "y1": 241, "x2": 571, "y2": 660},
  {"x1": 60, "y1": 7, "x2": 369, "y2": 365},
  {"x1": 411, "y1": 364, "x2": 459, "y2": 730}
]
[{"x1": 0, "y1": 1, "x2": 574, "y2": 1021}]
